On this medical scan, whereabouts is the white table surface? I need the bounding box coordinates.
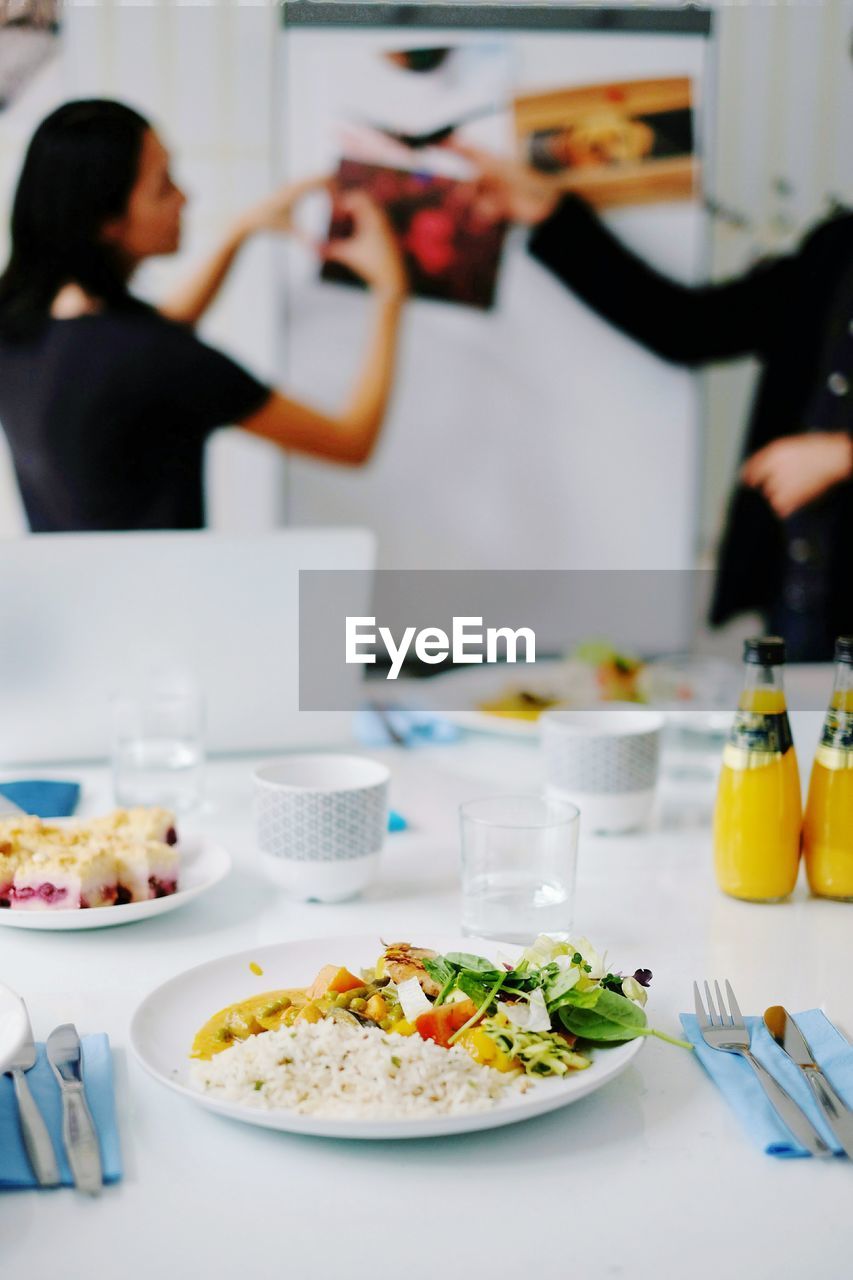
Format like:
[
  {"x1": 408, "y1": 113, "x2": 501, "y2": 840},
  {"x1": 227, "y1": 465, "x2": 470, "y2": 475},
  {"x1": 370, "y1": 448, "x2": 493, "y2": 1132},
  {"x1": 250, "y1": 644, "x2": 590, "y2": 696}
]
[{"x1": 3, "y1": 712, "x2": 853, "y2": 1280}]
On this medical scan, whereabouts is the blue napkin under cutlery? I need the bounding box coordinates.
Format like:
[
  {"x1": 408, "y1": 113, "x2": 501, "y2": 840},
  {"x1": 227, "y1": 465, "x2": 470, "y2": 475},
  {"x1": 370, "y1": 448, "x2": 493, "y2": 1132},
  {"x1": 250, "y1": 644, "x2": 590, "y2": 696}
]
[
  {"x1": 681, "y1": 1009, "x2": 853, "y2": 1158},
  {"x1": 0, "y1": 1034, "x2": 121, "y2": 1189},
  {"x1": 0, "y1": 781, "x2": 80, "y2": 819}
]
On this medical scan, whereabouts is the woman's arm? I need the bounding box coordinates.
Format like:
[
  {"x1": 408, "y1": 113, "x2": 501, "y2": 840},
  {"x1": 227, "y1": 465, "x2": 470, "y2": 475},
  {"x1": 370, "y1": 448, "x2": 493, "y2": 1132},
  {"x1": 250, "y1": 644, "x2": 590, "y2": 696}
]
[
  {"x1": 160, "y1": 175, "x2": 328, "y2": 327},
  {"x1": 239, "y1": 192, "x2": 406, "y2": 466},
  {"x1": 452, "y1": 143, "x2": 796, "y2": 367}
]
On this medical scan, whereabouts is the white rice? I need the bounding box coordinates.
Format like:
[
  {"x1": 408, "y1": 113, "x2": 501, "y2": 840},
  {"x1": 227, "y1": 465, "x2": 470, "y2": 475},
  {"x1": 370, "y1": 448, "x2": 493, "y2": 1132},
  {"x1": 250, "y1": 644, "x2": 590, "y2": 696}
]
[{"x1": 191, "y1": 1020, "x2": 514, "y2": 1118}]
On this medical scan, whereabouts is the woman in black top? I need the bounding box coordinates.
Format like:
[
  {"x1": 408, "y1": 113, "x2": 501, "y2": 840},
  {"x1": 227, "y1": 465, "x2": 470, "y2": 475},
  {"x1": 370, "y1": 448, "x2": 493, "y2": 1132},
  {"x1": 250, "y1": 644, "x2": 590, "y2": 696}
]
[
  {"x1": 457, "y1": 144, "x2": 853, "y2": 660},
  {"x1": 0, "y1": 100, "x2": 407, "y2": 532}
]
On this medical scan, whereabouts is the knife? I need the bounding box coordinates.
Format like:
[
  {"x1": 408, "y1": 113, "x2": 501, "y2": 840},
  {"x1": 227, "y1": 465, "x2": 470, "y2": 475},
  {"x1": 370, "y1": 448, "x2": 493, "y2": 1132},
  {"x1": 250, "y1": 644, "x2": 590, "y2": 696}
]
[
  {"x1": 4, "y1": 998, "x2": 60, "y2": 1188},
  {"x1": 764, "y1": 1005, "x2": 853, "y2": 1159},
  {"x1": 46, "y1": 1024, "x2": 102, "y2": 1195}
]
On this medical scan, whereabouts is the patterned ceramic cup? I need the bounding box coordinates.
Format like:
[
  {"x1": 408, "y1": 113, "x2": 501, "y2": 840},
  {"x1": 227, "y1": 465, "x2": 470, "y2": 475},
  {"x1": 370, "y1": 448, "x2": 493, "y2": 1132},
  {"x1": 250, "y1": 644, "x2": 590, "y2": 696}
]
[
  {"x1": 254, "y1": 755, "x2": 390, "y2": 902},
  {"x1": 540, "y1": 707, "x2": 665, "y2": 834}
]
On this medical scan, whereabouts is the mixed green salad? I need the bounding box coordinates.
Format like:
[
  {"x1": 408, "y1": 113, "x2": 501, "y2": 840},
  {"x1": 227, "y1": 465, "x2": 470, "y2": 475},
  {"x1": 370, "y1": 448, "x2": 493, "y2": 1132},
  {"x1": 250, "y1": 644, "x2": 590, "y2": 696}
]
[{"x1": 413, "y1": 935, "x2": 691, "y2": 1077}]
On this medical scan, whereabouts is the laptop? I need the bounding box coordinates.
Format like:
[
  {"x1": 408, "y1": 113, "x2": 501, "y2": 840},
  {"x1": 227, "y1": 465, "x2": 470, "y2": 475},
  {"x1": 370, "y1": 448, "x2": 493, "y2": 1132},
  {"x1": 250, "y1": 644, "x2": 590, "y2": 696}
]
[{"x1": 0, "y1": 528, "x2": 375, "y2": 765}]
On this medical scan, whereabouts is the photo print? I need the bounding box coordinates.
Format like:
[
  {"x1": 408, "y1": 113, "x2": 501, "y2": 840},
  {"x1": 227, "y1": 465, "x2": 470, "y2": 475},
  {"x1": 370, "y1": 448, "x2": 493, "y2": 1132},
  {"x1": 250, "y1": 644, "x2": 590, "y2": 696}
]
[
  {"x1": 514, "y1": 77, "x2": 697, "y2": 207},
  {"x1": 319, "y1": 41, "x2": 515, "y2": 310},
  {"x1": 322, "y1": 157, "x2": 508, "y2": 310}
]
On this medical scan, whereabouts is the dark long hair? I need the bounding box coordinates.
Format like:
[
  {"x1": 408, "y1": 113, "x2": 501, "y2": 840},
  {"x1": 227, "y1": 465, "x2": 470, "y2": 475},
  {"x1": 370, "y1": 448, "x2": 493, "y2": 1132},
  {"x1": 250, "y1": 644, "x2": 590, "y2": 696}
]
[{"x1": 0, "y1": 99, "x2": 150, "y2": 341}]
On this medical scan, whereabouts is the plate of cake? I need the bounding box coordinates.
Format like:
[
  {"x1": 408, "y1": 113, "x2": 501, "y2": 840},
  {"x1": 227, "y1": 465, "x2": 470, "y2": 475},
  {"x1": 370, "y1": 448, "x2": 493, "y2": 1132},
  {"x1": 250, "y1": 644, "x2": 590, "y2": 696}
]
[{"x1": 0, "y1": 807, "x2": 230, "y2": 930}]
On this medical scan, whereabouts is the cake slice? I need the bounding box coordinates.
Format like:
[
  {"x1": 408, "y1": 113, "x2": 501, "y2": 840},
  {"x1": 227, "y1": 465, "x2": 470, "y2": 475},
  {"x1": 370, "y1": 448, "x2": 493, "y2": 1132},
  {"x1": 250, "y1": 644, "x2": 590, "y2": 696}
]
[
  {"x1": 113, "y1": 838, "x2": 180, "y2": 904},
  {"x1": 10, "y1": 845, "x2": 118, "y2": 910},
  {"x1": 90, "y1": 807, "x2": 178, "y2": 846},
  {"x1": 0, "y1": 818, "x2": 46, "y2": 906}
]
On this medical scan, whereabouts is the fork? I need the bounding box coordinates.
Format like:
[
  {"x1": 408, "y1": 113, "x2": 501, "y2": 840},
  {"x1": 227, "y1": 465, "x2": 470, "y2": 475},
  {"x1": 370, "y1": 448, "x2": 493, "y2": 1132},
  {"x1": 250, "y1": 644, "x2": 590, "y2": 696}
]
[{"x1": 694, "y1": 979, "x2": 832, "y2": 1158}]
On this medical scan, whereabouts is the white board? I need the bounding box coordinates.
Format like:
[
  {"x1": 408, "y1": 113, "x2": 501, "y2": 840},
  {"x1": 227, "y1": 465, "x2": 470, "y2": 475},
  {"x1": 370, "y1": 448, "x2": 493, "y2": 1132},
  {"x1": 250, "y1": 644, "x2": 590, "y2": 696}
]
[{"x1": 277, "y1": 9, "x2": 711, "y2": 647}]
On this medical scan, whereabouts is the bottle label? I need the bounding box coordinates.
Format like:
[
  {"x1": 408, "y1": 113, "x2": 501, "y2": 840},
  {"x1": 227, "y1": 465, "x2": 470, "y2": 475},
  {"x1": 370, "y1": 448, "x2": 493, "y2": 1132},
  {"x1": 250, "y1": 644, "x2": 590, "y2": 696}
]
[
  {"x1": 723, "y1": 710, "x2": 793, "y2": 770},
  {"x1": 816, "y1": 708, "x2": 853, "y2": 770}
]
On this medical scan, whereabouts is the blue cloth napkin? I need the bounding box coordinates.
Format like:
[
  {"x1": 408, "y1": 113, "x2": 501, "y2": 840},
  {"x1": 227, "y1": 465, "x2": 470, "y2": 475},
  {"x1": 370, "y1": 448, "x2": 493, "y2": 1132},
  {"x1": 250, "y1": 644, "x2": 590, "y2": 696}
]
[
  {"x1": 356, "y1": 708, "x2": 459, "y2": 749},
  {"x1": 680, "y1": 1009, "x2": 853, "y2": 1158},
  {"x1": 0, "y1": 781, "x2": 80, "y2": 819},
  {"x1": 0, "y1": 1034, "x2": 122, "y2": 1189}
]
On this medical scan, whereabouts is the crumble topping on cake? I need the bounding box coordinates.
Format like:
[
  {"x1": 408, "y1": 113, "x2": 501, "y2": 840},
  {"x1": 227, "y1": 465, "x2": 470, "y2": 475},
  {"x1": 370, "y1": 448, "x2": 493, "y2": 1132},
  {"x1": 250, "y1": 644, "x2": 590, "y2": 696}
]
[
  {"x1": 89, "y1": 807, "x2": 178, "y2": 846},
  {"x1": 2, "y1": 808, "x2": 180, "y2": 911}
]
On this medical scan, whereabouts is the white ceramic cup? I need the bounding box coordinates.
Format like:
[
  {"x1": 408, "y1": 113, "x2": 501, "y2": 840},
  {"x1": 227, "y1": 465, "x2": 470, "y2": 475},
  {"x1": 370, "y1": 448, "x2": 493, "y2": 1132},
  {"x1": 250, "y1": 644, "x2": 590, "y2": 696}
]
[
  {"x1": 254, "y1": 754, "x2": 390, "y2": 902},
  {"x1": 540, "y1": 706, "x2": 665, "y2": 834}
]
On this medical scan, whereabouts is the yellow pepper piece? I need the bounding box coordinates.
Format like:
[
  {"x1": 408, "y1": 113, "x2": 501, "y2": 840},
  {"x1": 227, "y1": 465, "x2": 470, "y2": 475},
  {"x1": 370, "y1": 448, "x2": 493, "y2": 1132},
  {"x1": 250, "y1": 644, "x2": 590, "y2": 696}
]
[
  {"x1": 456, "y1": 1028, "x2": 517, "y2": 1073},
  {"x1": 294, "y1": 1001, "x2": 323, "y2": 1024},
  {"x1": 390, "y1": 1018, "x2": 417, "y2": 1037},
  {"x1": 364, "y1": 993, "x2": 387, "y2": 1023}
]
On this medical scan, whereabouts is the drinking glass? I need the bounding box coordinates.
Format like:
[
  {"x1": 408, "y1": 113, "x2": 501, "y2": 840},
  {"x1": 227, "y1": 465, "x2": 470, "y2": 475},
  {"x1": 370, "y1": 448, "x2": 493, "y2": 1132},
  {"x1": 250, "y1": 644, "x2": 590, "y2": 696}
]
[
  {"x1": 111, "y1": 681, "x2": 205, "y2": 813},
  {"x1": 460, "y1": 794, "x2": 580, "y2": 943}
]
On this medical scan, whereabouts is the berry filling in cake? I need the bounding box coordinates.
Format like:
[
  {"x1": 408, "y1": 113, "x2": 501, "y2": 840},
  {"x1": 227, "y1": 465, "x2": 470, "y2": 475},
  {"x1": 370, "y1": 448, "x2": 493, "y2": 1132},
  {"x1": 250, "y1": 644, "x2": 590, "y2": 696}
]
[
  {"x1": 11, "y1": 845, "x2": 119, "y2": 911},
  {"x1": 150, "y1": 876, "x2": 178, "y2": 898},
  {"x1": 12, "y1": 883, "x2": 70, "y2": 906}
]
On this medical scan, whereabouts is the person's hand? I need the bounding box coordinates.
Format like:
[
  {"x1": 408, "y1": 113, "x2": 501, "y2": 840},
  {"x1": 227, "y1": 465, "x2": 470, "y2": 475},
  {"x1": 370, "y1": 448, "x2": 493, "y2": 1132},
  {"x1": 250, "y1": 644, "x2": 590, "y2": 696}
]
[
  {"x1": 323, "y1": 191, "x2": 407, "y2": 299},
  {"x1": 235, "y1": 174, "x2": 331, "y2": 241},
  {"x1": 447, "y1": 140, "x2": 561, "y2": 226},
  {"x1": 741, "y1": 432, "x2": 853, "y2": 519}
]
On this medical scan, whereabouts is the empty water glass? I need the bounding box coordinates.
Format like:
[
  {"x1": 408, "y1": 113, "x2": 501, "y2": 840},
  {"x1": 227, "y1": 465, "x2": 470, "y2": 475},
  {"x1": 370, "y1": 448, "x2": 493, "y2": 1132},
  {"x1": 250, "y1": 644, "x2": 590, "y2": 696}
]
[
  {"x1": 111, "y1": 681, "x2": 205, "y2": 813},
  {"x1": 460, "y1": 794, "x2": 580, "y2": 944}
]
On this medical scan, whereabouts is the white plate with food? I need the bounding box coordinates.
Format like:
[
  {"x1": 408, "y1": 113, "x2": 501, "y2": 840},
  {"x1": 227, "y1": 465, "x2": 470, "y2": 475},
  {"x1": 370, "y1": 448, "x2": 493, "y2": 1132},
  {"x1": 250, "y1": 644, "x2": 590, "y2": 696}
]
[
  {"x1": 0, "y1": 808, "x2": 230, "y2": 931},
  {"x1": 129, "y1": 933, "x2": 671, "y2": 1140},
  {"x1": 416, "y1": 652, "x2": 645, "y2": 739}
]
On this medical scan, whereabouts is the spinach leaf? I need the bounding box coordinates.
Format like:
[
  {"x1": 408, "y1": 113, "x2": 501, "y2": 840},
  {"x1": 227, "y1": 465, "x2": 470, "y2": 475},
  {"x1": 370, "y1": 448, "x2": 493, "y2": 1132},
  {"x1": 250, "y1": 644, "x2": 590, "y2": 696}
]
[
  {"x1": 422, "y1": 956, "x2": 455, "y2": 988},
  {"x1": 455, "y1": 972, "x2": 494, "y2": 1007},
  {"x1": 558, "y1": 989, "x2": 649, "y2": 1041},
  {"x1": 443, "y1": 952, "x2": 504, "y2": 980},
  {"x1": 500, "y1": 968, "x2": 541, "y2": 992},
  {"x1": 547, "y1": 984, "x2": 602, "y2": 1013}
]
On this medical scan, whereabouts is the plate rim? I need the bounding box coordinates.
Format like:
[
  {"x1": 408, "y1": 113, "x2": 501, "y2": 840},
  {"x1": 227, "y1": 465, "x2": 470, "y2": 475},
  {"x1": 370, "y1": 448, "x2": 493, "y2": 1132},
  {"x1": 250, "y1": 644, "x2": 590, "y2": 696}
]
[{"x1": 129, "y1": 933, "x2": 645, "y2": 1140}]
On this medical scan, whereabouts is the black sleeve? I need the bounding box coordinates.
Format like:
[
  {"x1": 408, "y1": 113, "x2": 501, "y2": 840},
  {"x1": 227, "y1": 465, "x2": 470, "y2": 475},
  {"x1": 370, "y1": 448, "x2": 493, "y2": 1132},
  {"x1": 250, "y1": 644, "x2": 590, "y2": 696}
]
[
  {"x1": 143, "y1": 317, "x2": 272, "y2": 437},
  {"x1": 528, "y1": 196, "x2": 798, "y2": 366}
]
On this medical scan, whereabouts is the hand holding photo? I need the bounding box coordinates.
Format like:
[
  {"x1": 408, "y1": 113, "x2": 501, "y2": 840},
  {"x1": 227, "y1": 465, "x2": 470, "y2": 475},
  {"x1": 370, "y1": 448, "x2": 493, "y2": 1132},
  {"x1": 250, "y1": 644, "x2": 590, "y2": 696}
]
[
  {"x1": 321, "y1": 158, "x2": 508, "y2": 310},
  {"x1": 322, "y1": 187, "x2": 407, "y2": 298}
]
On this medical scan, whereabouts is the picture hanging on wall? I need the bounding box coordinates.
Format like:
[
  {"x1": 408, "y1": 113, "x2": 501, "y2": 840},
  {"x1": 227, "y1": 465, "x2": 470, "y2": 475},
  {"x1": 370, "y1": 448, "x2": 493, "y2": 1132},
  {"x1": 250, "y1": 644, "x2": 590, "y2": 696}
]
[
  {"x1": 315, "y1": 40, "x2": 514, "y2": 310},
  {"x1": 514, "y1": 76, "x2": 697, "y2": 208},
  {"x1": 322, "y1": 157, "x2": 508, "y2": 311}
]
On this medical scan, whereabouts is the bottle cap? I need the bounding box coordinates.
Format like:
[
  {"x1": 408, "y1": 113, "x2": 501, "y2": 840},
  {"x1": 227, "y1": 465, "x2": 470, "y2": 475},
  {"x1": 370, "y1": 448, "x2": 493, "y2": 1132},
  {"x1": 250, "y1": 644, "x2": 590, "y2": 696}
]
[
  {"x1": 835, "y1": 636, "x2": 853, "y2": 665},
  {"x1": 744, "y1": 636, "x2": 786, "y2": 666}
]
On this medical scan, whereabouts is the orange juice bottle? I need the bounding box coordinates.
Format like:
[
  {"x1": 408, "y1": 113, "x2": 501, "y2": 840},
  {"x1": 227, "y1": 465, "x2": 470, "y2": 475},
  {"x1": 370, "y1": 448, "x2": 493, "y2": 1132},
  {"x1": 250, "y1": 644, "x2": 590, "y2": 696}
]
[
  {"x1": 803, "y1": 637, "x2": 853, "y2": 899},
  {"x1": 713, "y1": 637, "x2": 802, "y2": 901}
]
